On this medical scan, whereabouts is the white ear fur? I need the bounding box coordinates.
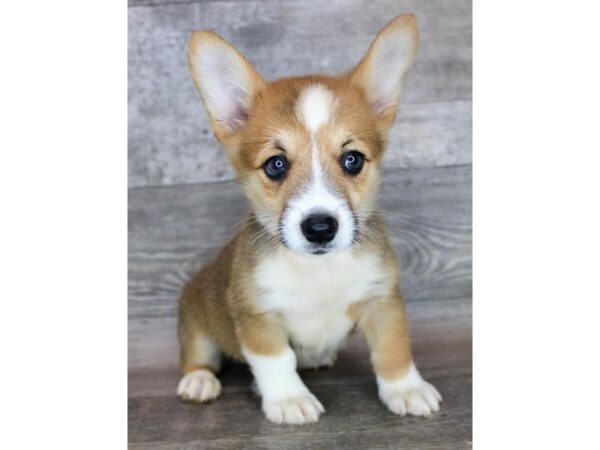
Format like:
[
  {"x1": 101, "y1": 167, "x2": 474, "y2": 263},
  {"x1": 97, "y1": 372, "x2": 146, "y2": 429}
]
[
  {"x1": 188, "y1": 31, "x2": 264, "y2": 135},
  {"x1": 350, "y1": 15, "x2": 419, "y2": 117}
]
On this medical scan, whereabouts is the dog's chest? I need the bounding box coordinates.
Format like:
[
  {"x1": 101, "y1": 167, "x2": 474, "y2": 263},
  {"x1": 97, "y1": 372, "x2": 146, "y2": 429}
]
[{"x1": 254, "y1": 249, "x2": 389, "y2": 365}]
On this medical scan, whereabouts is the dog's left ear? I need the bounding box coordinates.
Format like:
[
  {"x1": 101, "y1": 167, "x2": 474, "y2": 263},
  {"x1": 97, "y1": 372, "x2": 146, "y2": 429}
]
[{"x1": 349, "y1": 15, "x2": 419, "y2": 133}]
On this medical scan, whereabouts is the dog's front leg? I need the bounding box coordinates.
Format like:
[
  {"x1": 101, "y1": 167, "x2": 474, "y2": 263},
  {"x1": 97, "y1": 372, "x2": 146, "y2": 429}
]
[
  {"x1": 239, "y1": 314, "x2": 324, "y2": 424},
  {"x1": 356, "y1": 295, "x2": 442, "y2": 417}
]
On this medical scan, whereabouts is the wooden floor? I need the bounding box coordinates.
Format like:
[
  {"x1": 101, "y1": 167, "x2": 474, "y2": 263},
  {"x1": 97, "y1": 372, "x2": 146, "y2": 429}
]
[{"x1": 128, "y1": 165, "x2": 472, "y2": 449}]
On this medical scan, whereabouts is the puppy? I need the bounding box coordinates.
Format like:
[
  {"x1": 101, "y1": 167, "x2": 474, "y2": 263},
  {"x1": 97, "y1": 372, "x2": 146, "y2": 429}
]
[{"x1": 177, "y1": 14, "x2": 441, "y2": 424}]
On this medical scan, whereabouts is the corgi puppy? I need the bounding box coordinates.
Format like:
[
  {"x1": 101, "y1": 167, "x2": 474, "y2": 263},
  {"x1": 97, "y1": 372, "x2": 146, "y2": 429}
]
[{"x1": 177, "y1": 14, "x2": 441, "y2": 424}]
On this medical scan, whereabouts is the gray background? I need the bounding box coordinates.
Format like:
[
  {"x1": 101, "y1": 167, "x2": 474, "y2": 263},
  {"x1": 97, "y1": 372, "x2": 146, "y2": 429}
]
[
  {"x1": 128, "y1": 0, "x2": 471, "y2": 188},
  {"x1": 128, "y1": 0, "x2": 472, "y2": 447}
]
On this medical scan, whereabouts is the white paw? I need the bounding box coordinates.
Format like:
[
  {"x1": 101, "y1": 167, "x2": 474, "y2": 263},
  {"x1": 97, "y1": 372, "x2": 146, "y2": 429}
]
[
  {"x1": 263, "y1": 394, "x2": 325, "y2": 424},
  {"x1": 377, "y1": 364, "x2": 442, "y2": 417},
  {"x1": 381, "y1": 380, "x2": 442, "y2": 417},
  {"x1": 177, "y1": 369, "x2": 222, "y2": 403}
]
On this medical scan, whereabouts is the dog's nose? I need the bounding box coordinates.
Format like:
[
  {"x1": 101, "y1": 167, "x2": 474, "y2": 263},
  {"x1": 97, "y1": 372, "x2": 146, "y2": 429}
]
[{"x1": 301, "y1": 214, "x2": 338, "y2": 244}]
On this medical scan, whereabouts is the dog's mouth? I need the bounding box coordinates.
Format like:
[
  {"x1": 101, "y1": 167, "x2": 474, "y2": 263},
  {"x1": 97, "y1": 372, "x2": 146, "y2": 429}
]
[
  {"x1": 279, "y1": 229, "x2": 355, "y2": 256},
  {"x1": 308, "y1": 244, "x2": 335, "y2": 256},
  {"x1": 278, "y1": 232, "x2": 336, "y2": 255}
]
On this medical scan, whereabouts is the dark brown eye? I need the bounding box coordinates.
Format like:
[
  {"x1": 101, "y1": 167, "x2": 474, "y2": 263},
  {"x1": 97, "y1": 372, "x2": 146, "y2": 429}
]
[
  {"x1": 263, "y1": 155, "x2": 288, "y2": 180},
  {"x1": 341, "y1": 151, "x2": 364, "y2": 175}
]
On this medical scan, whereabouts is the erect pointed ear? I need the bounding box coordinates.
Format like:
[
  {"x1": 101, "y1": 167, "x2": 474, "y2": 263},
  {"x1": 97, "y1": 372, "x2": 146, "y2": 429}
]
[
  {"x1": 188, "y1": 31, "x2": 265, "y2": 144},
  {"x1": 349, "y1": 15, "x2": 419, "y2": 132}
]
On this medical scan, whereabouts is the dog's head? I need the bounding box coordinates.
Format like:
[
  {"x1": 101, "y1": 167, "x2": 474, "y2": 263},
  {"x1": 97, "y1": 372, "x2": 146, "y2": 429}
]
[{"x1": 188, "y1": 15, "x2": 418, "y2": 255}]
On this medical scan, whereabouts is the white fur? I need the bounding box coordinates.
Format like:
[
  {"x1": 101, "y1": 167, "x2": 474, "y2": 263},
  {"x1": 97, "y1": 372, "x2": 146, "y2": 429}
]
[
  {"x1": 282, "y1": 85, "x2": 355, "y2": 254},
  {"x1": 190, "y1": 43, "x2": 253, "y2": 131},
  {"x1": 282, "y1": 176, "x2": 355, "y2": 254},
  {"x1": 177, "y1": 369, "x2": 222, "y2": 403},
  {"x1": 377, "y1": 363, "x2": 442, "y2": 417},
  {"x1": 255, "y1": 246, "x2": 390, "y2": 367},
  {"x1": 297, "y1": 84, "x2": 333, "y2": 133},
  {"x1": 243, "y1": 346, "x2": 324, "y2": 424},
  {"x1": 367, "y1": 32, "x2": 414, "y2": 113}
]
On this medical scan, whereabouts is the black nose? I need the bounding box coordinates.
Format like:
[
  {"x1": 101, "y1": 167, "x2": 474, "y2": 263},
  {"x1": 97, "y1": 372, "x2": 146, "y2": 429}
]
[{"x1": 301, "y1": 214, "x2": 338, "y2": 244}]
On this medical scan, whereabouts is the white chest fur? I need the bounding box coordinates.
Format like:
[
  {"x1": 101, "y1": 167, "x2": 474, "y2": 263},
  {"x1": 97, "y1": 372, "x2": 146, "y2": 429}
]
[{"x1": 254, "y1": 248, "x2": 390, "y2": 368}]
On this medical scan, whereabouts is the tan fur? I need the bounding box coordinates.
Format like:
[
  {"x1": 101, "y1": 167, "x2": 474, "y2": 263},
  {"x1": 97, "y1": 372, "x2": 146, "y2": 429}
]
[
  {"x1": 181, "y1": 363, "x2": 217, "y2": 376},
  {"x1": 349, "y1": 293, "x2": 413, "y2": 380},
  {"x1": 179, "y1": 14, "x2": 421, "y2": 401}
]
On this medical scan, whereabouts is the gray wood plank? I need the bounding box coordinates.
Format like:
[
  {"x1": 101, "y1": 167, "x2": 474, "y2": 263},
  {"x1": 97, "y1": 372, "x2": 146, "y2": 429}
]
[
  {"x1": 128, "y1": 0, "x2": 471, "y2": 187},
  {"x1": 128, "y1": 165, "x2": 472, "y2": 448},
  {"x1": 128, "y1": 165, "x2": 472, "y2": 319},
  {"x1": 129, "y1": 0, "x2": 251, "y2": 6},
  {"x1": 129, "y1": 375, "x2": 471, "y2": 449},
  {"x1": 129, "y1": 297, "x2": 472, "y2": 396}
]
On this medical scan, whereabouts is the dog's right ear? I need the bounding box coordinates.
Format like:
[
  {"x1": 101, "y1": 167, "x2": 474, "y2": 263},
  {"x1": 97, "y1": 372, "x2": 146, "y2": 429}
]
[{"x1": 188, "y1": 31, "x2": 265, "y2": 147}]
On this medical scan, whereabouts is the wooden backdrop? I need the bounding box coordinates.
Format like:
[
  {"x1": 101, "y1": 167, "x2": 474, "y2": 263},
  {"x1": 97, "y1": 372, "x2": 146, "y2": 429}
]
[
  {"x1": 128, "y1": 1, "x2": 472, "y2": 447},
  {"x1": 128, "y1": 0, "x2": 471, "y2": 188}
]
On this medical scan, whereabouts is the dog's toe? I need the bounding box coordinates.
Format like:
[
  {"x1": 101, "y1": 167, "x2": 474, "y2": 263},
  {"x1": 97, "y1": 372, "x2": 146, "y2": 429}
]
[
  {"x1": 389, "y1": 380, "x2": 442, "y2": 417},
  {"x1": 177, "y1": 369, "x2": 222, "y2": 403},
  {"x1": 263, "y1": 394, "x2": 324, "y2": 424}
]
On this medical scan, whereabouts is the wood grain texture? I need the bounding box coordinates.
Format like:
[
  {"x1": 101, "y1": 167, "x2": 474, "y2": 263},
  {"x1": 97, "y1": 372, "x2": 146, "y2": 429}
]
[
  {"x1": 129, "y1": 300, "x2": 471, "y2": 448},
  {"x1": 128, "y1": 165, "x2": 471, "y2": 448},
  {"x1": 128, "y1": 0, "x2": 472, "y2": 187},
  {"x1": 129, "y1": 298, "x2": 471, "y2": 395},
  {"x1": 128, "y1": 165, "x2": 472, "y2": 319},
  {"x1": 129, "y1": 298, "x2": 472, "y2": 449},
  {"x1": 129, "y1": 375, "x2": 471, "y2": 449},
  {"x1": 129, "y1": 0, "x2": 249, "y2": 6}
]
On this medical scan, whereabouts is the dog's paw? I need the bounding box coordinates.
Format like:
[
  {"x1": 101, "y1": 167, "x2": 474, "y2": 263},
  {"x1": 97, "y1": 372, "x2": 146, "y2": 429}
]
[
  {"x1": 378, "y1": 364, "x2": 442, "y2": 417},
  {"x1": 381, "y1": 380, "x2": 442, "y2": 417},
  {"x1": 263, "y1": 394, "x2": 325, "y2": 424},
  {"x1": 177, "y1": 369, "x2": 222, "y2": 403}
]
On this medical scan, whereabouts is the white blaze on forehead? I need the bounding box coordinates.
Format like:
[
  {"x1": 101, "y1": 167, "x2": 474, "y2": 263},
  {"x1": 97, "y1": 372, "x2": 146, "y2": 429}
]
[
  {"x1": 296, "y1": 84, "x2": 334, "y2": 180},
  {"x1": 280, "y1": 84, "x2": 355, "y2": 254},
  {"x1": 296, "y1": 85, "x2": 334, "y2": 134}
]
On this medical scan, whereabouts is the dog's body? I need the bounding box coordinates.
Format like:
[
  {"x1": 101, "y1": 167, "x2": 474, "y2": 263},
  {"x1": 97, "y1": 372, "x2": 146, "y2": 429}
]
[{"x1": 177, "y1": 15, "x2": 442, "y2": 424}]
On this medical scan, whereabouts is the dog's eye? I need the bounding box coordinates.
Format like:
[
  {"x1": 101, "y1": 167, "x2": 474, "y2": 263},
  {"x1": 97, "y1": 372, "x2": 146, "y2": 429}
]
[
  {"x1": 341, "y1": 151, "x2": 364, "y2": 175},
  {"x1": 263, "y1": 155, "x2": 288, "y2": 180}
]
